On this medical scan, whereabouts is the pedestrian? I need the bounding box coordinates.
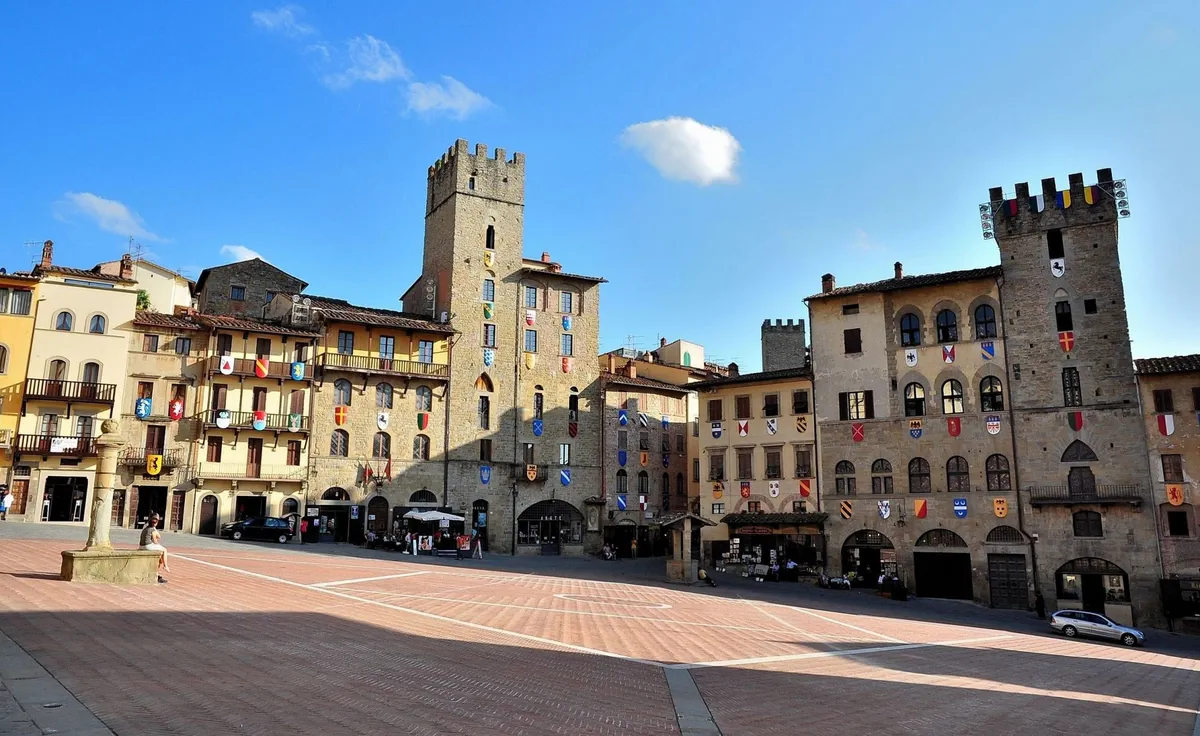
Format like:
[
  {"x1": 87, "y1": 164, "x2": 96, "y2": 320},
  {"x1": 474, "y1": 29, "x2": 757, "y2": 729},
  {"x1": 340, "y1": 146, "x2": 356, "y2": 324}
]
[
  {"x1": 0, "y1": 486, "x2": 12, "y2": 521},
  {"x1": 327, "y1": 517, "x2": 336, "y2": 541},
  {"x1": 139, "y1": 512, "x2": 170, "y2": 584},
  {"x1": 1034, "y1": 591, "x2": 1046, "y2": 620},
  {"x1": 697, "y1": 569, "x2": 717, "y2": 587},
  {"x1": 472, "y1": 535, "x2": 484, "y2": 559},
  {"x1": 630, "y1": 538, "x2": 638, "y2": 559}
]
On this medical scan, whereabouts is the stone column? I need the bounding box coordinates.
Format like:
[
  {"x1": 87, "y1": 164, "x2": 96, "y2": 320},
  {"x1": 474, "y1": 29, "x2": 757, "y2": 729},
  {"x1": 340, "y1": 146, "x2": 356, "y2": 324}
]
[{"x1": 85, "y1": 419, "x2": 125, "y2": 551}]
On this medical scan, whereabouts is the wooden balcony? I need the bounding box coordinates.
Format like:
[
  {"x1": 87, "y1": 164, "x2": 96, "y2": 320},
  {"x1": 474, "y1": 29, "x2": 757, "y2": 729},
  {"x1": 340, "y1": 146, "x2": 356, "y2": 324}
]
[
  {"x1": 316, "y1": 352, "x2": 449, "y2": 381},
  {"x1": 23, "y1": 378, "x2": 116, "y2": 406},
  {"x1": 201, "y1": 409, "x2": 310, "y2": 433},
  {"x1": 205, "y1": 355, "x2": 312, "y2": 381},
  {"x1": 196, "y1": 462, "x2": 305, "y2": 481},
  {"x1": 510, "y1": 463, "x2": 550, "y2": 482},
  {"x1": 119, "y1": 448, "x2": 184, "y2": 469},
  {"x1": 1028, "y1": 485, "x2": 1144, "y2": 507},
  {"x1": 15, "y1": 434, "x2": 98, "y2": 458}
]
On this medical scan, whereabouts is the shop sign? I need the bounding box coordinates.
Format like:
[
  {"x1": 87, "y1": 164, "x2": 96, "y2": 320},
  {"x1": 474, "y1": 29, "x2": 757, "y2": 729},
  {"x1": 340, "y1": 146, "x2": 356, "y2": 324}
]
[{"x1": 736, "y1": 526, "x2": 775, "y2": 535}]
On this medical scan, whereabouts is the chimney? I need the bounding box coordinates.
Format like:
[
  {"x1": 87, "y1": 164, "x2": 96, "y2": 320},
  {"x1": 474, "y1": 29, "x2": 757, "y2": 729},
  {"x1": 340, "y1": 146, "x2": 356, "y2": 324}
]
[
  {"x1": 659, "y1": 337, "x2": 667, "y2": 348},
  {"x1": 727, "y1": 362, "x2": 739, "y2": 377},
  {"x1": 549, "y1": 262, "x2": 562, "y2": 273},
  {"x1": 120, "y1": 253, "x2": 134, "y2": 280},
  {"x1": 607, "y1": 353, "x2": 616, "y2": 374},
  {"x1": 40, "y1": 240, "x2": 54, "y2": 269},
  {"x1": 894, "y1": 262, "x2": 903, "y2": 280},
  {"x1": 541, "y1": 252, "x2": 552, "y2": 263},
  {"x1": 821, "y1": 273, "x2": 835, "y2": 294},
  {"x1": 628, "y1": 362, "x2": 637, "y2": 379}
]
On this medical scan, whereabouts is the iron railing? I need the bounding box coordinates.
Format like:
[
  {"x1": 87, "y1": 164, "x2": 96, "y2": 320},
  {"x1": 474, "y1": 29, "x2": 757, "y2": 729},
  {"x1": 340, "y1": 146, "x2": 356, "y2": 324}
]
[
  {"x1": 1027, "y1": 485, "x2": 1143, "y2": 506},
  {"x1": 196, "y1": 462, "x2": 305, "y2": 481},
  {"x1": 201, "y1": 409, "x2": 310, "y2": 432},
  {"x1": 15, "y1": 434, "x2": 98, "y2": 457},
  {"x1": 119, "y1": 448, "x2": 184, "y2": 468},
  {"x1": 205, "y1": 355, "x2": 312, "y2": 380},
  {"x1": 24, "y1": 378, "x2": 116, "y2": 404},
  {"x1": 316, "y1": 352, "x2": 449, "y2": 379}
]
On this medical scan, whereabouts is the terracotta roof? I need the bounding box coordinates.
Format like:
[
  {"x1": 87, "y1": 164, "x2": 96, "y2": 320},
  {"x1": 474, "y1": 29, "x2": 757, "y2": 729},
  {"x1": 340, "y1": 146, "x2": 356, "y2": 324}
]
[
  {"x1": 721, "y1": 512, "x2": 829, "y2": 527},
  {"x1": 133, "y1": 311, "x2": 205, "y2": 331},
  {"x1": 34, "y1": 264, "x2": 136, "y2": 284},
  {"x1": 806, "y1": 265, "x2": 1003, "y2": 301},
  {"x1": 519, "y1": 266, "x2": 607, "y2": 283},
  {"x1": 0, "y1": 270, "x2": 38, "y2": 282},
  {"x1": 304, "y1": 295, "x2": 455, "y2": 334},
  {"x1": 657, "y1": 512, "x2": 718, "y2": 528},
  {"x1": 201, "y1": 314, "x2": 322, "y2": 337},
  {"x1": 603, "y1": 373, "x2": 692, "y2": 394},
  {"x1": 688, "y1": 366, "x2": 812, "y2": 390},
  {"x1": 1135, "y1": 355, "x2": 1200, "y2": 375},
  {"x1": 194, "y1": 258, "x2": 308, "y2": 294}
]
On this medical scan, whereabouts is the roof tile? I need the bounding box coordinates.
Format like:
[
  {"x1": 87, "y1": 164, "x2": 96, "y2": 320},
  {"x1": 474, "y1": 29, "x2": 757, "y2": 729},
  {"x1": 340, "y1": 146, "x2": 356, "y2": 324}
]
[
  {"x1": 202, "y1": 314, "x2": 323, "y2": 337},
  {"x1": 1135, "y1": 355, "x2": 1200, "y2": 375},
  {"x1": 602, "y1": 373, "x2": 691, "y2": 394},
  {"x1": 133, "y1": 311, "x2": 205, "y2": 331},
  {"x1": 689, "y1": 366, "x2": 812, "y2": 390},
  {"x1": 303, "y1": 295, "x2": 455, "y2": 333},
  {"x1": 806, "y1": 265, "x2": 1003, "y2": 301}
]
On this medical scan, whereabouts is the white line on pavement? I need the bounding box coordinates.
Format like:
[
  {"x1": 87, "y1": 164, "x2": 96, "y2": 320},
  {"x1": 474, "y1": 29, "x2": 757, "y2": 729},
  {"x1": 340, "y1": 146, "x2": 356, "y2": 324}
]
[
  {"x1": 312, "y1": 571, "x2": 430, "y2": 587},
  {"x1": 675, "y1": 634, "x2": 1016, "y2": 670}
]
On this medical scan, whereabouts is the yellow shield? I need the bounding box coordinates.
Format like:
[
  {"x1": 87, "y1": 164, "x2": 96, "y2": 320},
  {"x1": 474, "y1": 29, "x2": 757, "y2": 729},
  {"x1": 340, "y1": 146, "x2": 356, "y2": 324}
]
[
  {"x1": 146, "y1": 454, "x2": 163, "y2": 476},
  {"x1": 993, "y1": 498, "x2": 1008, "y2": 518},
  {"x1": 525, "y1": 464, "x2": 538, "y2": 482},
  {"x1": 524, "y1": 352, "x2": 536, "y2": 370},
  {"x1": 1167, "y1": 484, "x2": 1185, "y2": 506},
  {"x1": 712, "y1": 482, "x2": 724, "y2": 500},
  {"x1": 483, "y1": 251, "x2": 494, "y2": 268}
]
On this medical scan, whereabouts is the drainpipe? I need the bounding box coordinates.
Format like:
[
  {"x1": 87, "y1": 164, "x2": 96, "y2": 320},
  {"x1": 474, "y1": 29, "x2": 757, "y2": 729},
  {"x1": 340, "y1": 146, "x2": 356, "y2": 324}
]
[{"x1": 804, "y1": 299, "x2": 826, "y2": 573}]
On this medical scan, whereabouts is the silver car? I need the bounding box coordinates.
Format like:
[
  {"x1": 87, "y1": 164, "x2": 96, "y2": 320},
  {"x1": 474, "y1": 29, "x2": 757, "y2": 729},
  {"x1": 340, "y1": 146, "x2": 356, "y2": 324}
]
[{"x1": 1049, "y1": 610, "x2": 1145, "y2": 647}]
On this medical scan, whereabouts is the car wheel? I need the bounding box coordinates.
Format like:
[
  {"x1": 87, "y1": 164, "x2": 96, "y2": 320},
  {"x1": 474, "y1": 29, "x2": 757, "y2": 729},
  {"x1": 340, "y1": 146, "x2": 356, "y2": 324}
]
[
  {"x1": 1121, "y1": 633, "x2": 1137, "y2": 647},
  {"x1": 1062, "y1": 625, "x2": 1078, "y2": 638},
  {"x1": 277, "y1": 534, "x2": 288, "y2": 544},
  {"x1": 232, "y1": 530, "x2": 243, "y2": 541}
]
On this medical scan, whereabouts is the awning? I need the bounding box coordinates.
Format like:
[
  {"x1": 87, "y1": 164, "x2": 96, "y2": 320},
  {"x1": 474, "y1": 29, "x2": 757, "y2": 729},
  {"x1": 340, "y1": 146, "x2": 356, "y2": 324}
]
[
  {"x1": 402, "y1": 510, "x2": 466, "y2": 522},
  {"x1": 721, "y1": 512, "x2": 827, "y2": 536}
]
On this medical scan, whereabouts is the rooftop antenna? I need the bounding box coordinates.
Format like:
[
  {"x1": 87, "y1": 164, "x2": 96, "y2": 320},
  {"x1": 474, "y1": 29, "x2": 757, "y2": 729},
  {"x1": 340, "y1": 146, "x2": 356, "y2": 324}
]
[
  {"x1": 623, "y1": 334, "x2": 643, "y2": 351},
  {"x1": 23, "y1": 241, "x2": 39, "y2": 269},
  {"x1": 126, "y1": 236, "x2": 146, "y2": 262}
]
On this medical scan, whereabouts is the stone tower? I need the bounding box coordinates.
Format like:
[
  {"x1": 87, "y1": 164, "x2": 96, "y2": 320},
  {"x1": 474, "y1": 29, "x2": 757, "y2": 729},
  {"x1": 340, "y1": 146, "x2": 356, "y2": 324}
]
[
  {"x1": 761, "y1": 318, "x2": 807, "y2": 371},
  {"x1": 990, "y1": 170, "x2": 1160, "y2": 624},
  {"x1": 418, "y1": 140, "x2": 604, "y2": 554}
]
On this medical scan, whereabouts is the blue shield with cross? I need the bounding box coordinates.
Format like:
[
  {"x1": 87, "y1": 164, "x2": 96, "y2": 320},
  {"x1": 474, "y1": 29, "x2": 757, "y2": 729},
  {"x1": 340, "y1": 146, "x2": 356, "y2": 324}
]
[{"x1": 532, "y1": 419, "x2": 543, "y2": 437}]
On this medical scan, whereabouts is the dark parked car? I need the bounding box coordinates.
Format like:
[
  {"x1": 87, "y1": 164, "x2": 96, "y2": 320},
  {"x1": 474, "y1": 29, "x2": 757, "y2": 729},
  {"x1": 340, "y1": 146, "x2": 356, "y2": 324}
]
[{"x1": 221, "y1": 516, "x2": 294, "y2": 544}]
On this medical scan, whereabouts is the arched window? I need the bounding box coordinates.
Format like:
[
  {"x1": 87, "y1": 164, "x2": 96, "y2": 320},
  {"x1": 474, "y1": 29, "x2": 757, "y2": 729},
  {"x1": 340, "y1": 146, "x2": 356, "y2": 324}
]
[
  {"x1": 330, "y1": 429, "x2": 349, "y2": 456},
  {"x1": 980, "y1": 376, "x2": 1004, "y2": 412},
  {"x1": 900, "y1": 313, "x2": 921, "y2": 347},
  {"x1": 974, "y1": 304, "x2": 997, "y2": 339},
  {"x1": 941, "y1": 379, "x2": 964, "y2": 414},
  {"x1": 1055, "y1": 300, "x2": 1073, "y2": 332},
  {"x1": 475, "y1": 373, "x2": 493, "y2": 392},
  {"x1": 82, "y1": 361, "x2": 100, "y2": 384},
  {"x1": 376, "y1": 382, "x2": 393, "y2": 409},
  {"x1": 485, "y1": 224, "x2": 495, "y2": 249},
  {"x1": 0, "y1": 345, "x2": 7, "y2": 374},
  {"x1": 871, "y1": 459, "x2": 893, "y2": 495},
  {"x1": 55, "y1": 311, "x2": 73, "y2": 331},
  {"x1": 908, "y1": 458, "x2": 931, "y2": 493},
  {"x1": 413, "y1": 434, "x2": 430, "y2": 460},
  {"x1": 637, "y1": 471, "x2": 649, "y2": 494},
  {"x1": 676, "y1": 472, "x2": 685, "y2": 496},
  {"x1": 616, "y1": 469, "x2": 628, "y2": 493},
  {"x1": 986, "y1": 454, "x2": 1011, "y2": 491},
  {"x1": 410, "y1": 489, "x2": 437, "y2": 504},
  {"x1": 282, "y1": 497, "x2": 299, "y2": 516},
  {"x1": 333, "y1": 379, "x2": 352, "y2": 406},
  {"x1": 904, "y1": 383, "x2": 926, "y2": 417},
  {"x1": 946, "y1": 456, "x2": 970, "y2": 492},
  {"x1": 986, "y1": 525, "x2": 1023, "y2": 544},
  {"x1": 48, "y1": 359, "x2": 67, "y2": 380},
  {"x1": 1062, "y1": 440, "x2": 1098, "y2": 462},
  {"x1": 88, "y1": 315, "x2": 106, "y2": 334},
  {"x1": 916, "y1": 529, "x2": 968, "y2": 548},
  {"x1": 662, "y1": 473, "x2": 671, "y2": 508},
  {"x1": 1072, "y1": 510, "x2": 1103, "y2": 538},
  {"x1": 835, "y1": 461, "x2": 856, "y2": 496},
  {"x1": 936, "y1": 309, "x2": 958, "y2": 343},
  {"x1": 415, "y1": 385, "x2": 432, "y2": 411},
  {"x1": 372, "y1": 431, "x2": 390, "y2": 459},
  {"x1": 322, "y1": 487, "x2": 349, "y2": 501}
]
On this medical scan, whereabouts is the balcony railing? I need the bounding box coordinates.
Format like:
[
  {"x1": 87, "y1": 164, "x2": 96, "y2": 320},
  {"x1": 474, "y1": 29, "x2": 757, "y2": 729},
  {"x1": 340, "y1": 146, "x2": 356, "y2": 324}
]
[
  {"x1": 316, "y1": 352, "x2": 450, "y2": 380},
  {"x1": 1028, "y1": 485, "x2": 1144, "y2": 507},
  {"x1": 15, "y1": 434, "x2": 98, "y2": 457},
  {"x1": 201, "y1": 409, "x2": 310, "y2": 433},
  {"x1": 205, "y1": 356, "x2": 312, "y2": 381},
  {"x1": 510, "y1": 463, "x2": 550, "y2": 482},
  {"x1": 24, "y1": 378, "x2": 116, "y2": 404},
  {"x1": 119, "y1": 448, "x2": 184, "y2": 469},
  {"x1": 196, "y1": 462, "x2": 305, "y2": 481}
]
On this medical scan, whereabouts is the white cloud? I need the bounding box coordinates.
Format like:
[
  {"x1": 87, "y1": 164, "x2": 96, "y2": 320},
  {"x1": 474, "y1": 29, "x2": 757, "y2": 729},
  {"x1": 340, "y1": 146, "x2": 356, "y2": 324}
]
[
  {"x1": 406, "y1": 76, "x2": 492, "y2": 120},
  {"x1": 851, "y1": 228, "x2": 882, "y2": 252},
  {"x1": 59, "y1": 192, "x2": 164, "y2": 242},
  {"x1": 251, "y1": 5, "x2": 314, "y2": 37},
  {"x1": 322, "y1": 35, "x2": 410, "y2": 89},
  {"x1": 620, "y1": 117, "x2": 741, "y2": 186},
  {"x1": 220, "y1": 244, "x2": 266, "y2": 263}
]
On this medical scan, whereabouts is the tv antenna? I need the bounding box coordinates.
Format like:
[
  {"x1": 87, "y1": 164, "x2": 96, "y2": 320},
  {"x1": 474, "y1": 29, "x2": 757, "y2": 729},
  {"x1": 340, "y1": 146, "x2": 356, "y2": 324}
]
[
  {"x1": 126, "y1": 236, "x2": 146, "y2": 261},
  {"x1": 623, "y1": 334, "x2": 643, "y2": 351}
]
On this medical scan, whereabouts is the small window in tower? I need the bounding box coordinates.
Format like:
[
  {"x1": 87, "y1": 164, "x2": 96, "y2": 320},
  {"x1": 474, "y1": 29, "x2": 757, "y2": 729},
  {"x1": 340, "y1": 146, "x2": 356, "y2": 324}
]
[
  {"x1": 842, "y1": 304, "x2": 859, "y2": 315},
  {"x1": 1055, "y1": 301, "x2": 1073, "y2": 332},
  {"x1": 469, "y1": 177, "x2": 476, "y2": 190},
  {"x1": 1084, "y1": 299, "x2": 1097, "y2": 314},
  {"x1": 1047, "y1": 229, "x2": 1065, "y2": 259},
  {"x1": 485, "y1": 224, "x2": 495, "y2": 249}
]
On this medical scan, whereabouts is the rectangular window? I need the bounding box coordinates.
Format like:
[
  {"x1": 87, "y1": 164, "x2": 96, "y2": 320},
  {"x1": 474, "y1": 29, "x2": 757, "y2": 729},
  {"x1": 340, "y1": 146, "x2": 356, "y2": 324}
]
[
  {"x1": 378, "y1": 336, "x2": 395, "y2": 360},
  {"x1": 523, "y1": 443, "x2": 535, "y2": 465},
  {"x1": 712, "y1": 502, "x2": 725, "y2": 515},
  {"x1": 735, "y1": 396, "x2": 751, "y2": 420},
  {"x1": 1063, "y1": 369, "x2": 1083, "y2": 407},
  {"x1": 478, "y1": 395, "x2": 491, "y2": 430},
  {"x1": 479, "y1": 439, "x2": 492, "y2": 462},
  {"x1": 692, "y1": 458, "x2": 700, "y2": 482},
  {"x1": 792, "y1": 500, "x2": 807, "y2": 513},
  {"x1": 1154, "y1": 389, "x2": 1174, "y2": 413},
  {"x1": 708, "y1": 453, "x2": 725, "y2": 480},
  {"x1": 255, "y1": 338, "x2": 271, "y2": 359},
  {"x1": 39, "y1": 413, "x2": 59, "y2": 436},
  {"x1": 10, "y1": 289, "x2": 32, "y2": 315},
  {"x1": 230, "y1": 285, "x2": 246, "y2": 301},
  {"x1": 0, "y1": 288, "x2": 7, "y2": 313},
  {"x1": 639, "y1": 431, "x2": 649, "y2": 451},
  {"x1": 142, "y1": 334, "x2": 159, "y2": 353},
  {"x1": 707, "y1": 399, "x2": 723, "y2": 422},
  {"x1": 1084, "y1": 298, "x2": 1097, "y2": 314},
  {"x1": 1167, "y1": 511, "x2": 1190, "y2": 537},
  {"x1": 534, "y1": 392, "x2": 544, "y2": 420},
  {"x1": 842, "y1": 303, "x2": 859, "y2": 315},
  {"x1": 676, "y1": 433, "x2": 685, "y2": 452},
  {"x1": 559, "y1": 443, "x2": 571, "y2": 465},
  {"x1": 206, "y1": 436, "x2": 222, "y2": 462},
  {"x1": 174, "y1": 337, "x2": 191, "y2": 355},
  {"x1": 482, "y1": 279, "x2": 495, "y2": 302},
  {"x1": 1055, "y1": 302, "x2": 1073, "y2": 332},
  {"x1": 792, "y1": 390, "x2": 809, "y2": 414},
  {"x1": 747, "y1": 501, "x2": 762, "y2": 513},
  {"x1": 838, "y1": 391, "x2": 873, "y2": 421},
  {"x1": 482, "y1": 324, "x2": 497, "y2": 348},
  {"x1": 844, "y1": 328, "x2": 862, "y2": 354},
  {"x1": 795, "y1": 446, "x2": 812, "y2": 477},
  {"x1": 252, "y1": 387, "x2": 267, "y2": 412},
  {"x1": 736, "y1": 448, "x2": 753, "y2": 480},
  {"x1": 210, "y1": 383, "x2": 228, "y2": 411},
  {"x1": 217, "y1": 333, "x2": 233, "y2": 356},
  {"x1": 1193, "y1": 387, "x2": 1200, "y2": 411},
  {"x1": 287, "y1": 440, "x2": 301, "y2": 466},
  {"x1": 524, "y1": 330, "x2": 538, "y2": 353},
  {"x1": 1162, "y1": 454, "x2": 1184, "y2": 483},
  {"x1": 524, "y1": 285, "x2": 538, "y2": 309},
  {"x1": 561, "y1": 334, "x2": 574, "y2": 357},
  {"x1": 137, "y1": 381, "x2": 154, "y2": 405},
  {"x1": 171, "y1": 383, "x2": 187, "y2": 404},
  {"x1": 337, "y1": 331, "x2": 354, "y2": 355},
  {"x1": 662, "y1": 433, "x2": 671, "y2": 452},
  {"x1": 265, "y1": 290, "x2": 277, "y2": 305},
  {"x1": 560, "y1": 291, "x2": 573, "y2": 313},
  {"x1": 763, "y1": 393, "x2": 780, "y2": 417},
  {"x1": 1047, "y1": 229, "x2": 1064, "y2": 259},
  {"x1": 418, "y1": 340, "x2": 434, "y2": 363},
  {"x1": 765, "y1": 448, "x2": 781, "y2": 479},
  {"x1": 76, "y1": 416, "x2": 93, "y2": 438}
]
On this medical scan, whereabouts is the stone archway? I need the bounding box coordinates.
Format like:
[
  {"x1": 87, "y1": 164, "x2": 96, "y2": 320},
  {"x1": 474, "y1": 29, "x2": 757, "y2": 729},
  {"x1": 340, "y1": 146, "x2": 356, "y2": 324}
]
[
  {"x1": 517, "y1": 499, "x2": 583, "y2": 554},
  {"x1": 914, "y1": 528, "x2": 972, "y2": 600},
  {"x1": 841, "y1": 528, "x2": 896, "y2": 584}
]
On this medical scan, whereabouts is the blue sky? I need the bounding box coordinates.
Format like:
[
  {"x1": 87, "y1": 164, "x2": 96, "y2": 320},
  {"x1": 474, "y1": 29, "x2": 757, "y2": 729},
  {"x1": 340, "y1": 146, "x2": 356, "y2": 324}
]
[{"x1": 2, "y1": 3, "x2": 1198, "y2": 369}]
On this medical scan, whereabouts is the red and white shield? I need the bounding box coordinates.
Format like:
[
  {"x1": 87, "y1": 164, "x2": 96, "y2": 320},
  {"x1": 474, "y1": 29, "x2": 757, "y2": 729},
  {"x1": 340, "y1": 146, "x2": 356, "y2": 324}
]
[
  {"x1": 255, "y1": 357, "x2": 269, "y2": 378},
  {"x1": 947, "y1": 417, "x2": 961, "y2": 437},
  {"x1": 219, "y1": 356, "x2": 235, "y2": 375},
  {"x1": 1158, "y1": 414, "x2": 1175, "y2": 436},
  {"x1": 942, "y1": 345, "x2": 955, "y2": 364},
  {"x1": 525, "y1": 310, "x2": 536, "y2": 326},
  {"x1": 168, "y1": 399, "x2": 184, "y2": 421},
  {"x1": 799, "y1": 479, "x2": 811, "y2": 498},
  {"x1": 851, "y1": 423, "x2": 865, "y2": 442}
]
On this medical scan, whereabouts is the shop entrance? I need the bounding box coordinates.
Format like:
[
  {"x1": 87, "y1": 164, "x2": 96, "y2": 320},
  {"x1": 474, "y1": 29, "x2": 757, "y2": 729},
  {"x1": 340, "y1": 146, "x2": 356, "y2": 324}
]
[
  {"x1": 235, "y1": 495, "x2": 267, "y2": 521},
  {"x1": 367, "y1": 496, "x2": 389, "y2": 535},
  {"x1": 135, "y1": 486, "x2": 168, "y2": 528},
  {"x1": 987, "y1": 553, "x2": 1028, "y2": 609},
  {"x1": 1056, "y1": 558, "x2": 1130, "y2": 615},
  {"x1": 841, "y1": 529, "x2": 895, "y2": 585},
  {"x1": 317, "y1": 504, "x2": 355, "y2": 543},
  {"x1": 517, "y1": 500, "x2": 583, "y2": 555},
  {"x1": 472, "y1": 500, "x2": 489, "y2": 551},
  {"x1": 604, "y1": 521, "x2": 638, "y2": 558},
  {"x1": 198, "y1": 495, "x2": 219, "y2": 535},
  {"x1": 43, "y1": 477, "x2": 88, "y2": 522},
  {"x1": 914, "y1": 529, "x2": 972, "y2": 600}
]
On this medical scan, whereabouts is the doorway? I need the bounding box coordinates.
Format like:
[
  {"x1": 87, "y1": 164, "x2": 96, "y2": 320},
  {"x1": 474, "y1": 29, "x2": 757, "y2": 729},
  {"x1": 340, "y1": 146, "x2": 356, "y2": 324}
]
[
  {"x1": 1082, "y1": 574, "x2": 1107, "y2": 613},
  {"x1": 198, "y1": 495, "x2": 219, "y2": 535},
  {"x1": 135, "y1": 486, "x2": 167, "y2": 529},
  {"x1": 841, "y1": 529, "x2": 896, "y2": 584},
  {"x1": 9, "y1": 478, "x2": 29, "y2": 515},
  {"x1": 111, "y1": 489, "x2": 126, "y2": 527},
  {"x1": 235, "y1": 495, "x2": 267, "y2": 521},
  {"x1": 318, "y1": 504, "x2": 351, "y2": 543},
  {"x1": 914, "y1": 553, "x2": 973, "y2": 599},
  {"x1": 987, "y1": 553, "x2": 1028, "y2": 609},
  {"x1": 472, "y1": 499, "x2": 489, "y2": 551},
  {"x1": 44, "y1": 476, "x2": 88, "y2": 522},
  {"x1": 367, "y1": 496, "x2": 389, "y2": 535}
]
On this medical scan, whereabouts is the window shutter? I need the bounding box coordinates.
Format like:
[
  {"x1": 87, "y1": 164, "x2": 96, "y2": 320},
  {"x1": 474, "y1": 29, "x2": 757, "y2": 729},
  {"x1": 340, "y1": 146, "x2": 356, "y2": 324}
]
[
  {"x1": 864, "y1": 391, "x2": 875, "y2": 419},
  {"x1": 838, "y1": 392, "x2": 849, "y2": 421}
]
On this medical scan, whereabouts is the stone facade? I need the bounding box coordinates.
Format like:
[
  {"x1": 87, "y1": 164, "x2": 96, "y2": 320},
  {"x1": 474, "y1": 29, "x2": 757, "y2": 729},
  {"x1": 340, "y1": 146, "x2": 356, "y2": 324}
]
[
  {"x1": 195, "y1": 259, "x2": 307, "y2": 318},
  {"x1": 402, "y1": 140, "x2": 604, "y2": 555},
  {"x1": 761, "y1": 319, "x2": 807, "y2": 372}
]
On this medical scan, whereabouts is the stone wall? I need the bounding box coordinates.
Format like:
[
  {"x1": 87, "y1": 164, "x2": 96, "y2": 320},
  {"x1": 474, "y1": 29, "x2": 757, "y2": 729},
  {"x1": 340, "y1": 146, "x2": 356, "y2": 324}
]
[
  {"x1": 198, "y1": 260, "x2": 305, "y2": 318},
  {"x1": 1138, "y1": 370, "x2": 1200, "y2": 576}
]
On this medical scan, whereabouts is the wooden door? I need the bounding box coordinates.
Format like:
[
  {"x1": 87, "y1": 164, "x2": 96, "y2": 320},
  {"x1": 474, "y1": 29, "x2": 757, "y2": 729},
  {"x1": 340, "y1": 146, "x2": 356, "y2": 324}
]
[
  {"x1": 9, "y1": 479, "x2": 28, "y2": 514},
  {"x1": 170, "y1": 490, "x2": 186, "y2": 531},
  {"x1": 145, "y1": 425, "x2": 166, "y2": 454},
  {"x1": 246, "y1": 438, "x2": 263, "y2": 478},
  {"x1": 198, "y1": 495, "x2": 218, "y2": 535}
]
